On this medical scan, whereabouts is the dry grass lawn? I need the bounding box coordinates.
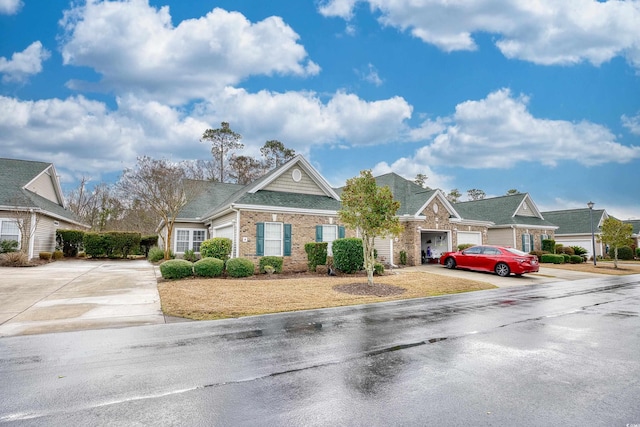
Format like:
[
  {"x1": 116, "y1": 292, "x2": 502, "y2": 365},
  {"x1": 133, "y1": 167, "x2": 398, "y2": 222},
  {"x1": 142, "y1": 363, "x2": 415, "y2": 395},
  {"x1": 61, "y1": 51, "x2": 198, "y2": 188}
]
[
  {"x1": 158, "y1": 271, "x2": 496, "y2": 320},
  {"x1": 543, "y1": 261, "x2": 640, "y2": 275}
]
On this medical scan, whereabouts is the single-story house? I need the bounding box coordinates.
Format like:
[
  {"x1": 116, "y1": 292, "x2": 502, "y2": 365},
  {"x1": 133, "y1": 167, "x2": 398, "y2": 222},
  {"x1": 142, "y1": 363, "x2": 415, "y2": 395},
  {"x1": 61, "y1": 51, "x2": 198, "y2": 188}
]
[
  {"x1": 165, "y1": 156, "x2": 558, "y2": 270},
  {"x1": 0, "y1": 158, "x2": 89, "y2": 258},
  {"x1": 625, "y1": 220, "x2": 640, "y2": 251},
  {"x1": 455, "y1": 194, "x2": 558, "y2": 253},
  {"x1": 541, "y1": 208, "x2": 608, "y2": 259}
]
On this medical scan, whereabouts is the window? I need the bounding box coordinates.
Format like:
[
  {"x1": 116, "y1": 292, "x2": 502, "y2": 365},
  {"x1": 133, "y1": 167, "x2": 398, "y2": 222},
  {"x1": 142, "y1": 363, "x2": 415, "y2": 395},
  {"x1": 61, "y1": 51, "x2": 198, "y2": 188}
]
[
  {"x1": 522, "y1": 233, "x2": 533, "y2": 252},
  {"x1": 316, "y1": 224, "x2": 345, "y2": 256},
  {"x1": 256, "y1": 222, "x2": 291, "y2": 256},
  {"x1": 264, "y1": 222, "x2": 283, "y2": 256},
  {"x1": 0, "y1": 220, "x2": 20, "y2": 248},
  {"x1": 175, "y1": 229, "x2": 207, "y2": 253}
]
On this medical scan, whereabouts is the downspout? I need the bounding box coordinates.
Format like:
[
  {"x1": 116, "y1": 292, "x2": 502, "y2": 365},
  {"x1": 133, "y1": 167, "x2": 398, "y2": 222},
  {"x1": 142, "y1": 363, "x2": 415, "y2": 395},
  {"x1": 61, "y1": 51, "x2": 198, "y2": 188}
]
[
  {"x1": 389, "y1": 238, "x2": 398, "y2": 268},
  {"x1": 231, "y1": 206, "x2": 241, "y2": 258},
  {"x1": 511, "y1": 225, "x2": 517, "y2": 248},
  {"x1": 28, "y1": 209, "x2": 36, "y2": 259}
]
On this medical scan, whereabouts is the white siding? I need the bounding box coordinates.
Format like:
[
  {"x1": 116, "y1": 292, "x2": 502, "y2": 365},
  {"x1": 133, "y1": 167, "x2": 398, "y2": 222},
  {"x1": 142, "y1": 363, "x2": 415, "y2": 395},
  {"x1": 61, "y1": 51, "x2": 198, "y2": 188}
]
[
  {"x1": 264, "y1": 167, "x2": 326, "y2": 196},
  {"x1": 27, "y1": 170, "x2": 60, "y2": 204},
  {"x1": 515, "y1": 201, "x2": 537, "y2": 217},
  {"x1": 374, "y1": 237, "x2": 392, "y2": 265},
  {"x1": 33, "y1": 216, "x2": 57, "y2": 255}
]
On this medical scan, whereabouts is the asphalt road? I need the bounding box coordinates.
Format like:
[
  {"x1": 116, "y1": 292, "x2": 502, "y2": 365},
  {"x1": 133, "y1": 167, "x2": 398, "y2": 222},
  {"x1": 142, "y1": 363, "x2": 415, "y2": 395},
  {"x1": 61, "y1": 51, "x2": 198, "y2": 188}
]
[{"x1": 1, "y1": 275, "x2": 639, "y2": 426}]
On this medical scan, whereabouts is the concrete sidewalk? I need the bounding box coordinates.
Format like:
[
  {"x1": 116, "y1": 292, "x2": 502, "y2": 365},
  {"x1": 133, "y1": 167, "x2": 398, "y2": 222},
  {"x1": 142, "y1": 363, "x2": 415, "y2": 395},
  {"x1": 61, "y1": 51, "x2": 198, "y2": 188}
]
[{"x1": 0, "y1": 260, "x2": 165, "y2": 337}]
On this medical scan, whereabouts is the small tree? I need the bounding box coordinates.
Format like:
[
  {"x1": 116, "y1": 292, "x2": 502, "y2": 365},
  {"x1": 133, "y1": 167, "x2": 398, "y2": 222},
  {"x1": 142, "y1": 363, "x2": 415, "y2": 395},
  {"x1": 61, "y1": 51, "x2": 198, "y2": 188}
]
[
  {"x1": 117, "y1": 157, "x2": 202, "y2": 260},
  {"x1": 599, "y1": 218, "x2": 633, "y2": 269},
  {"x1": 200, "y1": 122, "x2": 243, "y2": 183},
  {"x1": 339, "y1": 170, "x2": 402, "y2": 286},
  {"x1": 8, "y1": 199, "x2": 40, "y2": 257}
]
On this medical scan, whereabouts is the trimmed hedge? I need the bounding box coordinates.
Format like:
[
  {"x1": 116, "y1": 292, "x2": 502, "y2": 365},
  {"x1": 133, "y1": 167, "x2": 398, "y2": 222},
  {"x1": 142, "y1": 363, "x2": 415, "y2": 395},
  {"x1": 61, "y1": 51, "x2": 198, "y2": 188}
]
[
  {"x1": 259, "y1": 256, "x2": 283, "y2": 274},
  {"x1": 333, "y1": 238, "x2": 364, "y2": 273},
  {"x1": 56, "y1": 229, "x2": 85, "y2": 257},
  {"x1": 140, "y1": 235, "x2": 158, "y2": 257},
  {"x1": 569, "y1": 255, "x2": 583, "y2": 264},
  {"x1": 614, "y1": 246, "x2": 634, "y2": 260},
  {"x1": 53, "y1": 250, "x2": 64, "y2": 260},
  {"x1": 374, "y1": 263, "x2": 384, "y2": 275},
  {"x1": 160, "y1": 259, "x2": 193, "y2": 279},
  {"x1": 200, "y1": 238, "x2": 232, "y2": 261},
  {"x1": 540, "y1": 254, "x2": 565, "y2": 264},
  {"x1": 194, "y1": 257, "x2": 224, "y2": 277},
  {"x1": 542, "y1": 239, "x2": 556, "y2": 253},
  {"x1": 457, "y1": 243, "x2": 474, "y2": 251},
  {"x1": 148, "y1": 246, "x2": 165, "y2": 262},
  {"x1": 226, "y1": 257, "x2": 255, "y2": 278},
  {"x1": 636, "y1": 247, "x2": 640, "y2": 258},
  {"x1": 304, "y1": 242, "x2": 328, "y2": 272},
  {"x1": 39, "y1": 251, "x2": 52, "y2": 261},
  {"x1": 83, "y1": 231, "x2": 141, "y2": 258}
]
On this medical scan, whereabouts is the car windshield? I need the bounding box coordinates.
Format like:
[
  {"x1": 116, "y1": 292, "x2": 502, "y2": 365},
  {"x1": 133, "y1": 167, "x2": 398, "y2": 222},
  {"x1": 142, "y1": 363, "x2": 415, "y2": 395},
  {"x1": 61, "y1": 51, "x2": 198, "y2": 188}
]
[{"x1": 504, "y1": 248, "x2": 529, "y2": 256}]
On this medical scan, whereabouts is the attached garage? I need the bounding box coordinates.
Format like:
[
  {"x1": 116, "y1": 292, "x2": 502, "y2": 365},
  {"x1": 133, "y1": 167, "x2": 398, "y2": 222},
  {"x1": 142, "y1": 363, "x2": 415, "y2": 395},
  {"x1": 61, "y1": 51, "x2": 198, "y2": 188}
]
[{"x1": 457, "y1": 231, "x2": 482, "y2": 246}]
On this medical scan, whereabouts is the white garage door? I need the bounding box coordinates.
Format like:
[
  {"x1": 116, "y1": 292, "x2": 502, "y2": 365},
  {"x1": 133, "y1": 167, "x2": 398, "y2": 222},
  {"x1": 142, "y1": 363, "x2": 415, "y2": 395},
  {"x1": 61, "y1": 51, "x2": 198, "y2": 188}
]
[
  {"x1": 214, "y1": 225, "x2": 234, "y2": 241},
  {"x1": 457, "y1": 231, "x2": 482, "y2": 246}
]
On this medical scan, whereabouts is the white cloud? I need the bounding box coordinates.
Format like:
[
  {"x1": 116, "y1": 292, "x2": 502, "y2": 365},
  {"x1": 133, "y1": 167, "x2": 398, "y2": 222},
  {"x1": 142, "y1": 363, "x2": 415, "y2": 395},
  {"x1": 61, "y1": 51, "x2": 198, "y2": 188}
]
[
  {"x1": 0, "y1": 0, "x2": 22, "y2": 15},
  {"x1": 371, "y1": 159, "x2": 453, "y2": 191},
  {"x1": 357, "y1": 63, "x2": 383, "y2": 86},
  {"x1": 318, "y1": 0, "x2": 640, "y2": 68},
  {"x1": 0, "y1": 41, "x2": 50, "y2": 83},
  {"x1": 371, "y1": 88, "x2": 640, "y2": 186},
  {"x1": 622, "y1": 112, "x2": 640, "y2": 135},
  {"x1": 59, "y1": 1, "x2": 319, "y2": 104}
]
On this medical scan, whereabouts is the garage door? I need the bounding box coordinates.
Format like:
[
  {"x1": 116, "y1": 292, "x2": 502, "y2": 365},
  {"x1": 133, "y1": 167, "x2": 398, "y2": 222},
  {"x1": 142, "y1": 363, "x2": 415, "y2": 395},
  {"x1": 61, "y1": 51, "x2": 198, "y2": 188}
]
[
  {"x1": 214, "y1": 225, "x2": 234, "y2": 241},
  {"x1": 457, "y1": 231, "x2": 482, "y2": 246}
]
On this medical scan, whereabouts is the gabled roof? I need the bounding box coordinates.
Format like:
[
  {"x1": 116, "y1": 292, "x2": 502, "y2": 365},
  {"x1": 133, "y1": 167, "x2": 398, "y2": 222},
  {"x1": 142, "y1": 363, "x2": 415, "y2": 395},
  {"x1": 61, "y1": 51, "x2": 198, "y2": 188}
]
[
  {"x1": 372, "y1": 173, "x2": 438, "y2": 216},
  {"x1": 542, "y1": 208, "x2": 608, "y2": 235},
  {"x1": 455, "y1": 193, "x2": 557, "y2": 228},
  {"x1": 625, "y1": 219, "x2": 640, "y2": 235},
  {"x1": 0, "y1": 158, "x2": 85, "y2": 226},
  {"x1": 179, "y1": 155, "x2": 342, "y2": 222}
]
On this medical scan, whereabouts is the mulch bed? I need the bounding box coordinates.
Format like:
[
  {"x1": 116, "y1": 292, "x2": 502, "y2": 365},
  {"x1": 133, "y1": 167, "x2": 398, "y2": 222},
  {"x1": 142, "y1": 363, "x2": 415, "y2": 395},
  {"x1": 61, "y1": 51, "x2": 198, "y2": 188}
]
[{"x1": 332, "y1": 282, "x2": 406, "y2": 297}]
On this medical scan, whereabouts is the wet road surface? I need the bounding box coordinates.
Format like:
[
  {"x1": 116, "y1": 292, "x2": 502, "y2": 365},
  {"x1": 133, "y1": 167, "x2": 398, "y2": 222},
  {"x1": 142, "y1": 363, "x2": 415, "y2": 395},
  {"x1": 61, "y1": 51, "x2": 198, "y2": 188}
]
[{"x1": 1, "y1": 275, "x2": 639, "y2": 426}]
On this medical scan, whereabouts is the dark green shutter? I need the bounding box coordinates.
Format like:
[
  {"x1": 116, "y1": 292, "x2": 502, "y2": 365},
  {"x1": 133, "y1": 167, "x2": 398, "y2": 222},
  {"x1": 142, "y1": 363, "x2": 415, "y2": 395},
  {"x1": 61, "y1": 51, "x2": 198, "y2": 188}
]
[
  {"x1": 338, "y1": 226, "x2": 345, "y2": 239},
  {"x1": 316, "y1": 225, "x2": 323, "y2": 242},
  {"x1": 284, "y1": 224, "x2": 292, "y2": 256},
  {"x1": 521, "y1": 234, "x2": 526, "y2": 251},
  {"x1": 256, "y1": 223, "x2": 264, "y2": 256}
]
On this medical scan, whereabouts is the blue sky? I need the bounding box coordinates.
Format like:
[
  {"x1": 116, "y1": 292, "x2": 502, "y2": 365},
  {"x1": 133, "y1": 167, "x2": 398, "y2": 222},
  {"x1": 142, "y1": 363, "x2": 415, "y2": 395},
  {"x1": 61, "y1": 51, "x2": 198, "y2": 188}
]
[{"x1": 1, "y1": 0, "x2": 639, "y2": 219}]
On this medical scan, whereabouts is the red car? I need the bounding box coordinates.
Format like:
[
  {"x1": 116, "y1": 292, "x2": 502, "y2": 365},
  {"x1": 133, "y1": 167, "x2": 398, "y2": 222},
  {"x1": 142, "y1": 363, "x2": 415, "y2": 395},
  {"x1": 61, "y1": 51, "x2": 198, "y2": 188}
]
[{"x1": 439, "y1": 245, "x2": 539, "y2": 277}]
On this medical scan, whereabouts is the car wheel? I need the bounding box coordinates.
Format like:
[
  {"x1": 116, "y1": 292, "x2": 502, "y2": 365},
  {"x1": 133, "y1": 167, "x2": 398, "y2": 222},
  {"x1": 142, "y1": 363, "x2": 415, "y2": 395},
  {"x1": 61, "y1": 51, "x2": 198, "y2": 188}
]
[
  {"x1": 445, "y1": 257, "x2": 456, "y2": 269},
  {"x1": 495, "y1": 262, "x2": 510, "y2": 277}
]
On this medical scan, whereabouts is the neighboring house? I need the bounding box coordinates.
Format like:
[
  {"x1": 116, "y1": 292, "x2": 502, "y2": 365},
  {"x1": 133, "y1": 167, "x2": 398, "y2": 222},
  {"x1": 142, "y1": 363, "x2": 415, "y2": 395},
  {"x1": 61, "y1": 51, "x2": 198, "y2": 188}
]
[
  {"x1": 625, "y1": 220, "x2": 640, "y2": 251},
  {"x1": 361, "y1": 173, "x2": 493, "y2": 266},
  {"x1": 0, "y1": 158, "x2": 88, "y2": 258},
  {"x1": 159, "y1": 155, "x2": 350, "y2": 272},
  {"x1": 541, "y1": 208, "x2": 608, "y2": 259},
  {"x1": 455, "y1": 194, "x2": 558, "y2": 253}
]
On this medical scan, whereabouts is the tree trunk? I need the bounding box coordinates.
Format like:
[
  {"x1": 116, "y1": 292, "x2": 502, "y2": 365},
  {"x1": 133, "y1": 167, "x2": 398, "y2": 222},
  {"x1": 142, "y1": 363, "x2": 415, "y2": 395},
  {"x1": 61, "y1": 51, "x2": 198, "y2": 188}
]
[
  {"x1": 165, "y1": 220, "x2": 173, "y2": 260},
  {"x1": 363, "y1": 235, "x2": 375, "y2": 286},
  {"x1": 613, "y1": 247, "x2": 619, "y2": 269}
]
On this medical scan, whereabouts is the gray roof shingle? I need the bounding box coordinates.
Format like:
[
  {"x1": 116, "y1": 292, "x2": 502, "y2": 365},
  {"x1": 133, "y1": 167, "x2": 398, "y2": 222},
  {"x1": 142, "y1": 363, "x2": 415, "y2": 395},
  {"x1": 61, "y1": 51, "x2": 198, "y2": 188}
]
[
  {"x1": 542, "y1": 208, "x2": 606, "y2": 234},
  {"x1": 456, "y1": 194, "x2": 556, "y2": 228}
]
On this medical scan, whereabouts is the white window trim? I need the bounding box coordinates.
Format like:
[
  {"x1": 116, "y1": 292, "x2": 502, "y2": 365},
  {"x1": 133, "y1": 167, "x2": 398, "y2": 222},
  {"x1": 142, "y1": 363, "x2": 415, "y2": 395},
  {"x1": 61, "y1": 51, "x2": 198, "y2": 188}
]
[
  {"x1": 174, "y1": 228, "x2": 207, "y2": 253},
  {"x1": 264, "y1": 221, "x2": 283, "y2": 257},
  {"x1": 0, "y1": 218, "x2": 22, "y2": 249},
  {"x1": 321, "y1": 224, "x2": 338, "y2": 256}
]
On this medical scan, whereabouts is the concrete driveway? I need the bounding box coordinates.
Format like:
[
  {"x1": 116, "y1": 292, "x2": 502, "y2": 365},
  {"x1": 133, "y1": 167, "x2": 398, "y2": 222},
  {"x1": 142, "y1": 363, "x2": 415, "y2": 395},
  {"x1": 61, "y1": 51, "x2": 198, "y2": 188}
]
[{"x1": 0, "y1": 260, "x2": 165, "y2": 337}]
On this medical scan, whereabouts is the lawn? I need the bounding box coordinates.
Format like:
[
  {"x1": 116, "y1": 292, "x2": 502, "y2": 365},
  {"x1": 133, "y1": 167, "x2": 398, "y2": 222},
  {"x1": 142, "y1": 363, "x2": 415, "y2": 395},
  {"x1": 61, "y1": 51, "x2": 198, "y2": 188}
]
[
  {"x1": 157, "y1": 270, "x2": 496, "y2": 320},
  {"x1": 542, "y1": 260, "x2": 640, "y2": 275}
]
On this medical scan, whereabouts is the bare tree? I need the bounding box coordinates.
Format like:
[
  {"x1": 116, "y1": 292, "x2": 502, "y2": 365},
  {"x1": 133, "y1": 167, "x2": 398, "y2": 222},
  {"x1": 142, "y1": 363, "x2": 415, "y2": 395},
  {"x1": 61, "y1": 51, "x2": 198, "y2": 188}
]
[
  {"x1": 260, "y1": 140, "x2": 295, "y2": 170},
  {"x1": 200, "y1": 122, "x2": 243, "y2": 182},
  {"x1": 228, "y1": 155, "x2": 264, "y2": 185},
  {"x1": 117, "y1": 156, "x2": 202, "y2": 260},
  {"x1": 7, "y1": 200, "x2": 40, "y2": 256}
]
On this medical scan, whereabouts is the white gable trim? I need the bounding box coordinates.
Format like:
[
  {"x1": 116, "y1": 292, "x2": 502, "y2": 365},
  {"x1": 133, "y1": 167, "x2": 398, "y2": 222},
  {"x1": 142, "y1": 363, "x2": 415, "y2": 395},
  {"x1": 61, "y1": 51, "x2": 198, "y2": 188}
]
[
  {"x1": 415, "y1": 190, "x2": 462, "y2": 220},
  {"x1": 246, "y1": 155, "x2": 340, "y2": 200},
  {"x1": 24, "y1": 164, "x2": 65, "y2": 207},
  {"x1": 513, "y1": 193, "x2": 543, "y2": 219}
]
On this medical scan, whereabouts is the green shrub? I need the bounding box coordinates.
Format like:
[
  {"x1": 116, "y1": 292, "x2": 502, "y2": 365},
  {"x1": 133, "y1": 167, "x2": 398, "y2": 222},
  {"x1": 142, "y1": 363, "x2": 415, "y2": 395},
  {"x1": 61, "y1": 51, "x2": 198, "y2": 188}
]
[
  {"x1": 561, "y1": 253, "x2": 571, "y2": 263},
  {"x1": 226, "y1": 257, "x2": 255, "y2": 278},
  {"x1": 0, "y1": 239, "x2": 19, "y2": 253},
  {"x1": 540, "y1": 254, "x2": 565, "y2": 264},
  {"x1": 542, "y1": 239, "x2": 556, "y2": 253},
  {"x1": 304, "y1": 242, "x2": 328, "y2": 272},
  {"x1": 333, "y1": 238, "x2": 364, "y2": 273},
  {"x1": 83, "y1": 232, "x2": 108, "y2": 258},
  {"x1": 159, "y1": 259, "x2": 193, "y2": 279},
  {"x1": 554, "y1": 244, "x2": 563, "y2": 255},
  {"x1": 571, "y1": 246, "x2": 588, "y2": 256},
  {"x1": 636, "y1": 247, "x2": 640, "y2": 258},
  {"x1": 614, "y1": 246, "x2": 634, "y2": 260},
  {"x1": 106, "y1": 232, "x2": 141, "y2": 257},
  {"x1": 193, "y1": 257, "x2": 224, "y2": 277},
  {"x1": 140, "y1": 235, "x2": 158, "y2": 257},
  {"x1": 561, "y1": 246, "x2": 575, "y2": 255},
  {"x1": 53, "y1": 250, "x2": 64, "y2": 260},
  {"x1": 399, "y1": 250, "x2": 407, "y2": 265},
  {"x1": 200, "y1": 238, "x2": 232, "y2": 261},
  {"x1": 530, "y1": 250, "x2": 547, "y2": 259},
  {"x1": 148, "y1": 246, "x2": 165, "y2": 263},
  {"x1": 39, "y1": 251, "x2": 52, "y2": 261},
  {"x1": 56, "y1": 229, "x2": 85, "y2": 257},
  {"x1": 183, "y1": 249, "x2": 198, "y2": 262},
  {"x1": 569, "y1": 255, "x2": 583, "y2": 264},
  {"x1": 457, "y1": 243, "x2": 474, "y2": 251},
  {"x1": 259, "y1": 256, "x2": 283, "y2": 274},
  {"x1": 374, "y1": 263, "x2": 384, "y2": 275}
]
